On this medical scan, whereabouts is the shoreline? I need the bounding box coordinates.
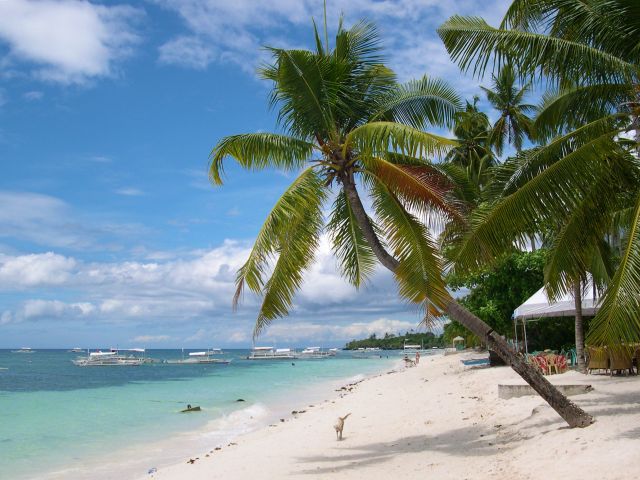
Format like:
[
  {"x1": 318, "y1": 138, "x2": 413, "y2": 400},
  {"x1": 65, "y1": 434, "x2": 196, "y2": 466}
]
[
  {"x1": 138, "y1": 351, "x2": 640, "y2": 480},
  {"x1": 37, "y1": 355, "x2": 403, "y2": 480}
]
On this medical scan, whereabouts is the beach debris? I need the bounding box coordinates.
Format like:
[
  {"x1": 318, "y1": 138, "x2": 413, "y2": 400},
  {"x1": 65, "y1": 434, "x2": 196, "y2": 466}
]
[
  {"x1": 187, "y1": 458, "x2": 197, "y2": 464},
  {"x1": 228, "y1": 442, "x2": 237, "y2": 446},
  {"x1": 280, "y1": 418, "x2": 285, "y2": 422},
  {"x1": 236, "y1": 398, "x2": 245, "y2": 402},
  {"x1": 214, "y1": 447, "x2": 221, "y2": 451},
  {"x1": 205, "y1": 454, "x2": 209, "y2": 457},
  {"x1": 181, "y1": 405, "x2": 201, "y2": 413},
  {"x1": 147, "y1": 467, "x2": 157, "y2": 474}
]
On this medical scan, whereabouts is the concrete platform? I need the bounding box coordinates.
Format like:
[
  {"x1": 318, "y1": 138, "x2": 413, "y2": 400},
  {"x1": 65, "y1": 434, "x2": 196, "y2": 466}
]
[{"x1": 498, "y1": 383, "x2": 593, "y2": 399}]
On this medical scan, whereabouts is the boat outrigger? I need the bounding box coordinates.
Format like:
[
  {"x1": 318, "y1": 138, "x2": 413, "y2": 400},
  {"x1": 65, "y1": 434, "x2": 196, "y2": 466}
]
[{"x1": 247, "y1": 346, "x2": 297, "y2": 360}]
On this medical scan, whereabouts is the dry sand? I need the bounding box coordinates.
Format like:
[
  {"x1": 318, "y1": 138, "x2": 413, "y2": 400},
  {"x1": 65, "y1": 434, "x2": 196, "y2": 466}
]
[{"x1": 140, "y1": 352, "x2": 640, "y2": 480}]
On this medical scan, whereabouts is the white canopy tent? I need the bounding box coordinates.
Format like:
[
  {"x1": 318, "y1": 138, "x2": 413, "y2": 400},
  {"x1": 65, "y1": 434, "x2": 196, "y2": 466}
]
[{"x1": 512, "y1": 277, "x2": 600, "y2": 353}]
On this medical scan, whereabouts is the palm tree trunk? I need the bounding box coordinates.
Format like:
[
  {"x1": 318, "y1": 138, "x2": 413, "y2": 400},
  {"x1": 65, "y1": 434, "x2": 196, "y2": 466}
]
[
  {"x1": 573, "y1": 281, "x2": 586, "y2": 373},
  {"x1": 341, "y1": 178, "x2": 594, "y2": 428}
]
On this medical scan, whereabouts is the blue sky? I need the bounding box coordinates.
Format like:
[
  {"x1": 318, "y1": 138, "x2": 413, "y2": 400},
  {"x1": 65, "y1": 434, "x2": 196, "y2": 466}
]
[{"x1": 0, "y1": 0, "x2": 511, "y2": 348}]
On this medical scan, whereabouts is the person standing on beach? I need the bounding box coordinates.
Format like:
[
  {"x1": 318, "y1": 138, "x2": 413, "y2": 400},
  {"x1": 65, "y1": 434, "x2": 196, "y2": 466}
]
[{"x1": 415, "y1": 352, "x2": 420, "y2": 365}]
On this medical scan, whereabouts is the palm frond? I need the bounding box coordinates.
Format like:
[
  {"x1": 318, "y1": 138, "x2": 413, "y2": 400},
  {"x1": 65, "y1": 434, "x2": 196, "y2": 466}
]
[
  {"x1": 370, "y1": 75, "x2": 462, "y2": 129},
  {"x1": 327, "y1": 190, "x2": 378, "y2": 288},
  {"x1": 437, "y1": 15, "x2": 636, "y2": 85},
  {"x1": 232, "y1": 168, "x2": 327, "y2": 337},
  {"x1": 588, "y1": 191, "x2": 640, "y2": 345},
  {"x1": 365, "y1": 171, "x2": 451, "y2": 317},
  {"x1": 209, "y1": 133, "x2": 315, "y2": 185},
  {"x1": 453, "y1": 128, "x2": 628, "y2": 273},
  {"x1": 362, "y1": 155, "x2": 463, "y2": 221},
  {"x1": 534, "y1": 84, "x2": 633, "y2": 141},
  {"x1": 346, "y1": 121, "x2": 457, "y2": 159}
]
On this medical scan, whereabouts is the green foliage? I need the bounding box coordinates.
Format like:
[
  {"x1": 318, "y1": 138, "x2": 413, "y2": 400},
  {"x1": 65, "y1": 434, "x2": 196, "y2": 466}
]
[
  {"x1": 447, "y1": 250, "x2": 546, "y2": 337},
  {"x1": 439, "y1": 0, "x2": 640, "y2": 346},
  {"x1": 345, "y1": 331, "x2": 444, "y2": 350},
  {"x1": 525, "y1": 316, "x2": 592, "y2": 353}
]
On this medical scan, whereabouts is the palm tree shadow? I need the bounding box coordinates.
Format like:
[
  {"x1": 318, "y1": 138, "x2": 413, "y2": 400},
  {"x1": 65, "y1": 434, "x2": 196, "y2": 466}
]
[{"x1": 294, "y1": 425, "x2": 506, "y2": 475}]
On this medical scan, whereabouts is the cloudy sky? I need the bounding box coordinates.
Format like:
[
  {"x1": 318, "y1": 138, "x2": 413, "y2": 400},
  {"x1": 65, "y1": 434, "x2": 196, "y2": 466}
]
[{"x1": 0, "y1": 0, "x2": 511, "y2": 348}]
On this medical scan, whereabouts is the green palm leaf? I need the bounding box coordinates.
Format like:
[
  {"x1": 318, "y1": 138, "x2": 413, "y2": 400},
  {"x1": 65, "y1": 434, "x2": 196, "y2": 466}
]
[
  {"x1": 437, "y1": 16, "x2": 636, "y2": 84},
  {"x1": 234, "y1": 168, "x2": 327, "y2": 324},
  {"x1": 327, "y1": 190, "x2": 378, "y2": 288},
  {"x1": 370, "y1": 75, "x2": 462, "y2": 129},
  {"x1": 588, "y1": 192, "x2": 640, "y2": 345},
  {"x1": 345, "y1": 121, "x2": 457, "y2": 159},
  {"x1": 209, "y1": 133, "x2": 316, "y2": 185},
  {"x1": 366, "y1": 172, "x2": 450, "y2": 317}
]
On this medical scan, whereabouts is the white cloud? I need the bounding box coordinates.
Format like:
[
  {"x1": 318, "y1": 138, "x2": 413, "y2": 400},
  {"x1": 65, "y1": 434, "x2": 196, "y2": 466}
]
[
  {"x1": 0, "y1": 0, "x2": 143, "y2": 84},
  {"x1": 0, "y1": 236, "x2": 424, "y2": 344},
  {"x1": 154, "y1": 0, "x2": 511, "y2": 91},
  {"x1": 23, "y1": 90, "x2": 43, "y2": 100},
  {"x1": 262, "y1": 317, "x2": 419, "y2": 343},
  {"x1": 115, "y1": 187, "x2": 145, "y2": 196},
  {"x1": 0, "y1": 252, "x2": 76, "y2": 287},
  {"x1": 132, "y1": 334, "x2": 171, "y2": 343},
  {"x1": 20, "y1": 299, "x2": 94, "y2": 320},
  {"x1": 158, "y1": 36, "x2": 216, "y2": 69}
]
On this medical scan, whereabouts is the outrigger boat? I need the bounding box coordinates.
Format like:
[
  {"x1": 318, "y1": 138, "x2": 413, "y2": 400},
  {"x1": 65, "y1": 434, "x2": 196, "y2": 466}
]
[
  {"x1": 246, "y1": 346, "x2": 297, "y2": 360},
  {"x1": 72, "y1": 348, "x2": 146, "y2": 366},
  {"x1": 68, "y1": 347, "x2": 84, "y2": 353},
  {"x1": 298, "y1": 346, "x2": 337, "y2": 359},
  {"x1": 166, "y1": 350, "x2": 230, "y2": 365},
  {"x1": 11, "y1": 347, "x2": 35, "y2": 353}
]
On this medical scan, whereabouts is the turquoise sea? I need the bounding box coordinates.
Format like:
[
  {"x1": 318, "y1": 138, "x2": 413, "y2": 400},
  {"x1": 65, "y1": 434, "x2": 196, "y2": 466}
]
[{"x1": 0, "y1": 349, "x2": 399, "y2": 479}]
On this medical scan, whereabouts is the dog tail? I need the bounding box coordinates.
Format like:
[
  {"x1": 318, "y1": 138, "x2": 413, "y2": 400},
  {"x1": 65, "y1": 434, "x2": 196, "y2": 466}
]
[{"x1": 340, "y1": 413, "x2": 351, "y2": 421}]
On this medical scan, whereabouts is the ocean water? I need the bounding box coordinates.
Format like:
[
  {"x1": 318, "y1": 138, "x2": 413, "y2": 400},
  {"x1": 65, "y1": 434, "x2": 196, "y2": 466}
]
[{"x1": 0, "y1": 349, "x2": 399, "y2": 479}]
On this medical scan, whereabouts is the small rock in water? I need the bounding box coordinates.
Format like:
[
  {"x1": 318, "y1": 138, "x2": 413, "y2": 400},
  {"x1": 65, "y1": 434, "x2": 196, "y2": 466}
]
[{"x1": 236, "y1": 398, "x2": 245, "y2": 402}]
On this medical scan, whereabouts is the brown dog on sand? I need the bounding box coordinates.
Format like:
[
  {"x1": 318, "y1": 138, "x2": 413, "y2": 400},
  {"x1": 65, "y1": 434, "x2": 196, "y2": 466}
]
[{"x1": 334, "y1": 413, "x2": 351, "y2": 441}]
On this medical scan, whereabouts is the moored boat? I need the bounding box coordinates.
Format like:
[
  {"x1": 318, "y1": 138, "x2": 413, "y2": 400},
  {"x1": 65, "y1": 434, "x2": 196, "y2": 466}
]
[
  {"x1": 72, "y1": 349, "x2": 146, "y2": 366},
  {"x1": 246, "y1": 346, "x2": 297, "y2": 360},
  {"x1": 299, "y1": 346, "x2": 337, "y2": 359},
  {"x1": 166, "y1": 351, "x2": 231, "y2": 365},
  {"x1": 11, "y1": 347, "x2": 35, "y2": 353}
]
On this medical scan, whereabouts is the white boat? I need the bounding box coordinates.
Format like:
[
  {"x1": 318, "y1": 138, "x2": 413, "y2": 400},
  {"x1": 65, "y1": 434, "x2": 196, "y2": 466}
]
[
  {"x1": 68, "y1": 347, "x2": 84, "y2": 353},
  {"x1": 402, "y1": 341, "x2": 430, "y2": 355},
  {"x1": 11, "y1": 347, "x2": 35, "y2": 353},
  {"x1": 246, "y1": 346, "x2": 297, "y2": 360},
  {"x1": 166, "y1": 351, "x2": 230, "y2": 365},
  {"x1": 72, "y1": 349, "x2": 146, "y2": 366},
  {"x1": 298, "y1": 347, "x2": 337, "y2": 359}
]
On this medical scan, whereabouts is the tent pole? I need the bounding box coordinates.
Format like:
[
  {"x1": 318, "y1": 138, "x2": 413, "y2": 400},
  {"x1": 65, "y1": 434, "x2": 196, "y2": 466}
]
[
  {"x1": 523, "y1": 319, "x2": 528, "y2": 354},
  {"x1": 514, "y1": 319, "x2": 518, "y2": 351}
]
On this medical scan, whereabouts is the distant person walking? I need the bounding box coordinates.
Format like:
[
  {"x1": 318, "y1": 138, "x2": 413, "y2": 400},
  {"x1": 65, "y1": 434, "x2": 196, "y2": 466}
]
[{"x1": 415, "y1": 351, "x2": 420, "y2": 365}]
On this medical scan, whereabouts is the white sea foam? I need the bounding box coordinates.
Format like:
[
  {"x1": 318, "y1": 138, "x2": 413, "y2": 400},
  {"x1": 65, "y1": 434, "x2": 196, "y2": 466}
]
[{"x1": 200, "y1": 402, "x2": 271, "y2": 443}]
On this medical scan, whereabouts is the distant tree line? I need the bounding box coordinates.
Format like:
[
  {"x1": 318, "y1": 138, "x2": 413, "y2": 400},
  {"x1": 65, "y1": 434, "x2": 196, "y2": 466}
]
[{"x1": 344, "y1": 331, "x2": 445, "y2": 350}]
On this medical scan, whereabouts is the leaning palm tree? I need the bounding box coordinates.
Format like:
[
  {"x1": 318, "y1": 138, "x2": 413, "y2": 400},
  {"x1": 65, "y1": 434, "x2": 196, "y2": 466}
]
[
  {"x1": 210, "y1": 19, "x2": 593, "y2": 427},
  {"x1": 438, "y1": 0, "x2": 640, "y2": 349},
  {"x1": 481, "y1": 63, "x2": 535, "y2": 155}
]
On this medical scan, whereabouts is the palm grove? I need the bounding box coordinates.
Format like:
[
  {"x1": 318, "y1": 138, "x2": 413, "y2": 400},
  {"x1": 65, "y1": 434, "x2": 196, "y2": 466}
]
[{"x1": 209, "y1": 0, "x2": 640, "y2": 428}]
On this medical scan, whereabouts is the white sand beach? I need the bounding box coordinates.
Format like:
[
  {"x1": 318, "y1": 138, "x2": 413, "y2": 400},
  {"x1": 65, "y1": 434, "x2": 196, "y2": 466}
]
[{"x1": 139, "y1": 352, "x2": 640, "y2": 480}]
